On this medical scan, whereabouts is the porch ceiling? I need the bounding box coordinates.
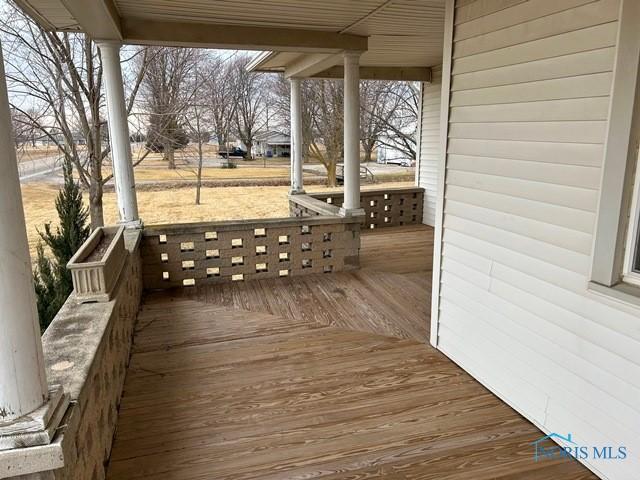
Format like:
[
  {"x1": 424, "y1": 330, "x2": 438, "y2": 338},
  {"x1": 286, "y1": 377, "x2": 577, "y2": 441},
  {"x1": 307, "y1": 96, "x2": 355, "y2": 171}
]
[{"x1": 14, "y1": 0, "x2": 445, "y2": 75}]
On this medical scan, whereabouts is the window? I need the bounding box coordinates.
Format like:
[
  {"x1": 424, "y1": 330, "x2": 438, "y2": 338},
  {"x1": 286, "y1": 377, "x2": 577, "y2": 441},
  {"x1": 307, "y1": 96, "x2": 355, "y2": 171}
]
[
  {"x1": 589, "y1": 1, "x2": 640, "y2": 294},
  {"x1": 623, "y1": 154, "x2": 640, "y2": 286}
]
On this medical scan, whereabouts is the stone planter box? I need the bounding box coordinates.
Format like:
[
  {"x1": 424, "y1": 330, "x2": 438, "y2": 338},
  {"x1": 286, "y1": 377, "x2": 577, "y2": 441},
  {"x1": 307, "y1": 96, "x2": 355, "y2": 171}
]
[{"x1": 67, "y1": 225, "x2": 127, "y2": 303}]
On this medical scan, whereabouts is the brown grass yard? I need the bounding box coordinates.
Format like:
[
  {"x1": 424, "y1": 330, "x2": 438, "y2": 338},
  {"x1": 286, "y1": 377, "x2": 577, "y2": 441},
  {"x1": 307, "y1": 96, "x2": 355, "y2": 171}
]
[
  {"x1": 22, "y1": 181, "x2": 414, "y2": 257},
  {"x1": 114, "y1": 167, "x2": 410, "y2": 183},
  {"x1": 16, "y1": 145, "x2": 65, "y2": 162},
  {"x1": 130, "y1": 144, "x2": 373, "y2": 166},
  {"x1": 109, "y1": 166, "x2": 298, "y2": 182}
]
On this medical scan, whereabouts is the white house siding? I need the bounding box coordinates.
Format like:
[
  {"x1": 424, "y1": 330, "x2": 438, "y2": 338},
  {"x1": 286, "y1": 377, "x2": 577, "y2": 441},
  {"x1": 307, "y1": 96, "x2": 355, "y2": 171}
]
[
  {"x1": 417, "y1": 66, "x2": 442, "y2": 226},
  {"x1": 435, "y1": 1, "x2": 640, "y2": 479}
]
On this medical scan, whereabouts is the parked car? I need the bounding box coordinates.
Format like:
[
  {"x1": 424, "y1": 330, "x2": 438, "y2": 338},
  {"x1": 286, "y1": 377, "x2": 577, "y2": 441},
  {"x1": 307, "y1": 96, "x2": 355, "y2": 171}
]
[
  {"x1": 337, "y1": 166, "x2": 344, "y2": 185},
  {"x1": 335, "y1": 164, "x2": 375, "y2": 185},
  {"x1": 219, "y1": 147, "x2": 247, "y2": 159},
  {"x1": 385, "y1": 157, "x2": 415, "y2": 167}
]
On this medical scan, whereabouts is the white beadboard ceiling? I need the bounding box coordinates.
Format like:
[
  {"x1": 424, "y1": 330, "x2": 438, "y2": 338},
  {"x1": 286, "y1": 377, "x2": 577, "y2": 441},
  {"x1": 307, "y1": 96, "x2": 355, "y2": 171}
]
[
  {"x1": 116, "y1": 0, "x2": 387, "y2": 30},
  {"x1": 13, "y1": 0, "x2": 445, "y2": 70}
]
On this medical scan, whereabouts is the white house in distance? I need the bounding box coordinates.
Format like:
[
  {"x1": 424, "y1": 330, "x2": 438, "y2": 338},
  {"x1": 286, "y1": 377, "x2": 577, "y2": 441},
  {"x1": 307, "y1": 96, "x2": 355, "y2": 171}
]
[
  {"x1": 253, "y1": 130, "x2": 291, "y2": 157},
  {"x1": 376, "y1": 138, "x2": 414, "y2": 167},
  {"x1": 0, "y1": 1, "x2": 639, "y2": 480}
]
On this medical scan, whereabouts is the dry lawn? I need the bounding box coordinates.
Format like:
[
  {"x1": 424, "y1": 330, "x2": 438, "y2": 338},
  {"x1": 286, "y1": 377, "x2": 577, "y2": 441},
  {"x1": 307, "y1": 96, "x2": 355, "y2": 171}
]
[
  {"x1": 22, "y1": 181, "x2": 413, "y2": 257},
  {"x1": 130, "y1": 145, "x2": 296, "y2": 168},
  {"x1": 111, "y1": 166, "x2": 296, "y2": 182},
  {"x1": 16, "y1": 145, "x2": 65, "y2": 162},
  {"x1": 103, "y1": 165, "x2": 411, "y2": 183}
]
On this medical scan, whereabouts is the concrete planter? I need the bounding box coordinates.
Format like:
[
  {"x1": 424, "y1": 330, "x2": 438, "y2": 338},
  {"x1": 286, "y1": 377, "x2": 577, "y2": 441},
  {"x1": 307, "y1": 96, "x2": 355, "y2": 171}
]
[{"x1": 67, "y1": 225, "x2": 127, "y2": 303}]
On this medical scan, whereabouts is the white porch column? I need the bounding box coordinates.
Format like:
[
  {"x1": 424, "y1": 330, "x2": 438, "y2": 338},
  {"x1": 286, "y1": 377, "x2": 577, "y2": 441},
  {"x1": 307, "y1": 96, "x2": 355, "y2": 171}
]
[
  {"x1": 0, "y1": 41, "x2": 48, "y2": 423},
  {"x1": 98, "y1": 41, "x2": 140, "y2": 227},
  {"x1": 340, "y1": 51, "x2": 364, "y2": 216},
  {"x1": 290, "y1": 78, "x2": 304, "y2": 194}
]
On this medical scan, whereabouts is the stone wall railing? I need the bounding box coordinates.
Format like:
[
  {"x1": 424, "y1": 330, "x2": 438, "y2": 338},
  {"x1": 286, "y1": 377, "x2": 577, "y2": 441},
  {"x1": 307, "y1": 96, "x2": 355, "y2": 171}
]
[
  {"x1": 140, "y1": 216, "x2": 361, "y2": 290},
  {"x1": 289, "y1": 193, "x2": 342, "y2": 218},
  {"x1": 290, "y1": 187, "x2": 425, "y2": 229},
  {"x1": 37, "y1": 230, "x2": 143, "y2": 480}
]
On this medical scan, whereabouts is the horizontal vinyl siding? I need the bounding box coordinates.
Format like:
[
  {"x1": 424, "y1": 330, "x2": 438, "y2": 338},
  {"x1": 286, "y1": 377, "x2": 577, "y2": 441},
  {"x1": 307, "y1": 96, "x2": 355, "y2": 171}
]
[
  {"x1": 418, "y1": 66, "x2": 442, "y2": 226},
  {"x1": 437, "y1": 1, "x2": 640, "y2": 479}
]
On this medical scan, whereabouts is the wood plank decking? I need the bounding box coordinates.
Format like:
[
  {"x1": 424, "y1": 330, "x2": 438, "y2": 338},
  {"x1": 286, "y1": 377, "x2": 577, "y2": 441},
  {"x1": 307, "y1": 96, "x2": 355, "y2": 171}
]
[
  {"x1": 107, "y1": 225, "x2": 596, "y2": 480},
  {"x1": 174, "y1": 224, "x2": 433, "y2": 343}
]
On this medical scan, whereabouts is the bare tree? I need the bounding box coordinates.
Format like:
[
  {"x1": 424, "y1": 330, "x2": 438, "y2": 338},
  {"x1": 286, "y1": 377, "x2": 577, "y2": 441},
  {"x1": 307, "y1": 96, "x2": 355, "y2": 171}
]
[
  {"x1": 267, "y1": 74, "x2": 290, "y2": 132},
  {"x1": 269, "y1": 73, "x2": 418, "y2": 183},
  {"x1": 181, "y1": 59, "x2": 210, "y2": 205},
  {"x1": 306, "y1": 79, "x2": 344, "y2": 187},
  {"x1": 360, "y1": 80, "x2": 394, "y2": 163},
  {"x1": 206, "y1": 53, "x2": 237, "y2": 153},
  {"x1": 270, "y1": 74, "x2": 314, "y2": 161},
  {"x1": 231, "y1": 54, "x2": 267, "y2": 160},
  {"x1": 0, "y1": 3, "x2": 148, "y2": 228},
  {"x1": 376, "y1": 82, "x2": 420, "y2": 161},
  {"x1": 10, "y1": 106, "x2": 36, "y2": 148},
  {"x1": 141, "y1": 47, "x2": 198, "y2": 169}
]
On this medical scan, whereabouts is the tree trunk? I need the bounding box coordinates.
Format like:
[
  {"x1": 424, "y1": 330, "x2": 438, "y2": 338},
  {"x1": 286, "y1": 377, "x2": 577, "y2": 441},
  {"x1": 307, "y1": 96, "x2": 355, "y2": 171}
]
[
  {"x1": 89, "y1": 182, "x2": 104, "y2": 230},
  {"x1": 88, "y1": 131, "x2": 104, "y2": 230},
  {"x1": 245, "y1": 143, "x2": 252, "y2": 160},
  {"x1": 195, "y1": 141, "x2": 203, "y2": 205},
  {"x1": 326, "y1": 161, "x2": 337, "y2": 188},
  {"x1": 363, "y1": 145, "x2": 373, "y2": 163},
  {"x1": 165, "y1": 144, "x2": 176, "y2": 169},
  {"x1": 303, "y1": 143, "x2": 310, "y2": 163}
]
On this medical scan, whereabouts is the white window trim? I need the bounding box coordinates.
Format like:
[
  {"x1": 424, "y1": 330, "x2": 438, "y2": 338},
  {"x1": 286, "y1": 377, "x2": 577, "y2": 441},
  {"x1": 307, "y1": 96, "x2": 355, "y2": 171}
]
[
  {"x1": 589, "y1": 0, "x2": 640, "y2": 293},
  {"x1": 622, "y1": 155, "x2": 640, "y2": 286}
]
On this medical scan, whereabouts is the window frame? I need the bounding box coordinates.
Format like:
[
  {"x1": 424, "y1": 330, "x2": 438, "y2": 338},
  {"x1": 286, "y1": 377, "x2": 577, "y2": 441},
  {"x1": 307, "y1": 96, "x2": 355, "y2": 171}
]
[
  {"x1": 622, "y1": 153, "x2": 640, "y2": 286},
  {"x1": 589, "y1": 0, "x2": 640, "y2": 295}
]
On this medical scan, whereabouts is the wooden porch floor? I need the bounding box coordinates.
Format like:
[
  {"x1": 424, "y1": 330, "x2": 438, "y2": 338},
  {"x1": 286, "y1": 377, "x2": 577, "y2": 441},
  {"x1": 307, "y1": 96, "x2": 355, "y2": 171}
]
[{"x1": 107, "y1": 225, "x2": 596, "y2": 479}]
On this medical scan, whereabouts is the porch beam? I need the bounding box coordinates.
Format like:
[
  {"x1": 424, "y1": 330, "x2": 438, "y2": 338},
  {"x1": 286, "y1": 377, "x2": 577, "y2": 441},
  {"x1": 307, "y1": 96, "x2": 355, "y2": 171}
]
[
  {"x1": 56, "y1": 0, "x2": 122, "y2": 40},
  {"x1": 121, "y1": 18, "x2": 368, "y2": 52},
  {"x1": 97, "y1": 41, "x2": 140, "y2": 227},
  {"x1": 284, "y1": 53, "x2": 342, "y2": 79},
  {"x1": 312, "y1": 66, "x2": 432, "y2": 82},
  {"x1": 340, "y1": 51, "x2": 364, "y2": 217}
]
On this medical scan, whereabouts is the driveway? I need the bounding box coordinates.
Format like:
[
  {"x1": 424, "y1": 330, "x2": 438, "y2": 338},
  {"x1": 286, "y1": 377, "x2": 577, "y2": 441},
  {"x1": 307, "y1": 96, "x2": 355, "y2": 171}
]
[{"x1": 19, "y1": 155, "x2": 63, "y2": 182}]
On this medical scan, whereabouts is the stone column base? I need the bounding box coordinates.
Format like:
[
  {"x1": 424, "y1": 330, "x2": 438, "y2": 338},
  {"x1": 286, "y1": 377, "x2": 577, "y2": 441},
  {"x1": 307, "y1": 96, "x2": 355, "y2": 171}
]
[
  {"x1": 119, "y1": 218, "x2": 143, "y2": 230},
  {"x1": 339, "y1": 207, "x2": 365, "y2": 217},
  {"x1": 0, "y1": 387, "x2": 69, "y2": 452}
]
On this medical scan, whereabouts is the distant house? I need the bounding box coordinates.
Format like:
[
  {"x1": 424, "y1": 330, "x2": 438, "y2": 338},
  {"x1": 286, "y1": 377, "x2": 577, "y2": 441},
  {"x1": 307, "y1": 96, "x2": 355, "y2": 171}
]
[
  {"x1": 29, "y1": 132, "x2": 86, "y2": 147},
  {"x1": 376, "y1": 140, "x2": 413, "y2": 166},
  {"x1": 254, "y1": 131, "x2": 291, "y2": 158},
  {"x1": 33, "y1": 132, "x2": 63, "y2": 147}
]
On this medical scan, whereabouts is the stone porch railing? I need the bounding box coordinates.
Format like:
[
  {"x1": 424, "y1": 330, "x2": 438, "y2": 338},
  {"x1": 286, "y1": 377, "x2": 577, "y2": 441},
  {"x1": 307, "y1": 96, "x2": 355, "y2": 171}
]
[
  {"x1": 290, "y1": 187, "x2": 425, "y2": 229},
  {"x1": 139, "y1": 215, "x2": 361, "y2": 290},
  {"x1": 4, "y1": 231, "x2": 143, "y2": 480}
]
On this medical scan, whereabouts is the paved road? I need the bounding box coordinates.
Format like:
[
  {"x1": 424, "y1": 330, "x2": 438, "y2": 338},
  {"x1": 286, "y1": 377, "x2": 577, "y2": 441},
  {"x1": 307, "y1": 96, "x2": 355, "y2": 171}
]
[
  {"x1": 18, "y1": 155, "x2": 63, "y2": 182},
  {"x1": 303, "y1": 161, "x2": 415, "y2": 177}
]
